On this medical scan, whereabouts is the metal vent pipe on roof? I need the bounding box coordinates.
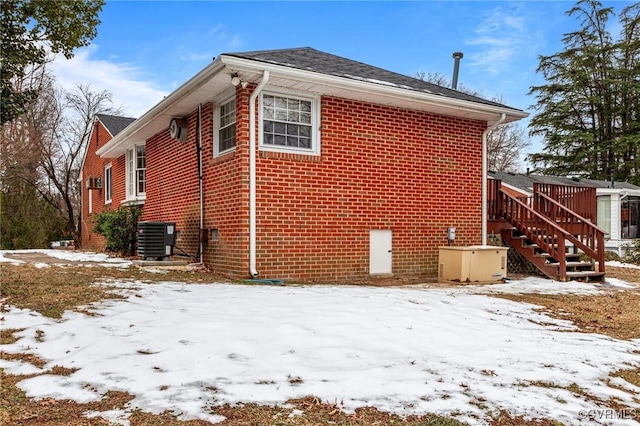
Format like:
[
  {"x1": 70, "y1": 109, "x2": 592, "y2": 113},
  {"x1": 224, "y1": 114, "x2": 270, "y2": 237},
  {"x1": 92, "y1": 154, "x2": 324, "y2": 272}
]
[{"x1": 451, "y1": 52, "x2": 464, "y2": 90}]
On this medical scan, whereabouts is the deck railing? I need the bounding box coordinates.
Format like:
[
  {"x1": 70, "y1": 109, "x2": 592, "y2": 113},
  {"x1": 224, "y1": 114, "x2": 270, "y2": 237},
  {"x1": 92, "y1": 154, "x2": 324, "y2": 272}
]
[
  {"x1": 534, "y1": 183, "x2": 596, "y2": 222},
  {"x1": 487, "y1": 179, "x2": 501, "y2": 220},
  {"x1": 533, "y1": 191, "x2": 606, "y2": 273}
]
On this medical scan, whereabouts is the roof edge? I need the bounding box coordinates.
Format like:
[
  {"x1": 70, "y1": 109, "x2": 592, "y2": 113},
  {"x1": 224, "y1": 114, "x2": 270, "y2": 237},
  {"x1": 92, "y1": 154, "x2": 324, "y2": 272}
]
[
  {"x1": 220, "y1": 54, "x2": 528, "y2": 122},
  {"x1": 97, "y1": 57, "x2": 225, "y2": 157}
]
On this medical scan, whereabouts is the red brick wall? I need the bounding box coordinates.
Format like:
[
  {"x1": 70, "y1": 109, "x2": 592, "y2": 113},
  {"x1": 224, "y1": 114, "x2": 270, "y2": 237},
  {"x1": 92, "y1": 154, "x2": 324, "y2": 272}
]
[
  {"x1": 80, "y1": 121, "x2": 127, "y2": 251},
  {"x1": 250, "y1": 96, "x2": 486, "y2": 281},
  {"x1": 141, "y1": 94, "x2": 249, "y2": 276}
]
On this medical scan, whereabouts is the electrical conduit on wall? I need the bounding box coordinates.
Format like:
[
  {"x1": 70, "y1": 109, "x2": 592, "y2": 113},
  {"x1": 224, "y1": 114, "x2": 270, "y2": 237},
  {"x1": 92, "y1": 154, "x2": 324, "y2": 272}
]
[
  {"x1": 198, "y1": 104, "x2": 204, "y2": 264},
  {"x1": 249, "y1": 71, "x2": 270, "y2": 277}
]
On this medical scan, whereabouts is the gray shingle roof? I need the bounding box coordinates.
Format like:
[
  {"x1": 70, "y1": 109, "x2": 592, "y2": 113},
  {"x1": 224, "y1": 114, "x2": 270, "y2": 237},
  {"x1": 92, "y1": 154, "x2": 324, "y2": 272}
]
[
  {"x1": 96, "y1": 114, "x2": 135, "y2": 137},
  {"x1": 489, "y1": 171, "x2": 640, "y2": 192},
  {"x1": 225, "y1": 47, "x2": 520, "y2": 111}
]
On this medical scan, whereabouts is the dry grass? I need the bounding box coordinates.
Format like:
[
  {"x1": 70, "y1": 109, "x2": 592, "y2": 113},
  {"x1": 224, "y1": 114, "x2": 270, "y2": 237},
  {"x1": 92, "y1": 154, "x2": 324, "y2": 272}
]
[
  {"x1": 0, "y1": 263, "x2": 226, "y2": 319},
  {"x1": 3, "y1": 262, "x2": 640, "y2": 425},
  {"x1": 0, "y1": 370, "x2": 137, "y2": 426},
  {"x1": 484, "y1": 267, "x2": 640, "y2": 416},
  {"x1": 612, "y1": 368, "x2": 640, "y2": 388},
  {"x1": 489, "y1": 411, "x2": 562, "y2": 426},
  {"x1": 493, "y1": 290, "x2": 640, "y2": 340},
  {"x1": 1, "y1": 264, "x2": 126, "y2": 318},
  {"x1": 0, "y1": 365, "x2": 468, "y2": 425},
  {"x1": 487, "y1": 264, "x2": 640, "y2": 341}
]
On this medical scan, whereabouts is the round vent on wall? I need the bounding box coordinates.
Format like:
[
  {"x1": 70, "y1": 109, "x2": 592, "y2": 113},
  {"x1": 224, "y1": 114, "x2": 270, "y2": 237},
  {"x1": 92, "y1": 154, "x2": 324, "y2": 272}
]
[{"x1": 170, "y1": 118, "x2": 188, "y2": 142}]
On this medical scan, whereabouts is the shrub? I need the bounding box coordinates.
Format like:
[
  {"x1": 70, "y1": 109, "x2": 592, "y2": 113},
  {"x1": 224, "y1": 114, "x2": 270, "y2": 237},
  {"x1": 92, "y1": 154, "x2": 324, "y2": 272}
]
[
  {"x1": 93, "y1": 205, "x2": 141, "y2": 256},
  {"x1": 604, "y1": 250, "x2": 622, "y2": 262},
  {"x1": 621, "y1": 239, "x2": 640, "y2": 265}
]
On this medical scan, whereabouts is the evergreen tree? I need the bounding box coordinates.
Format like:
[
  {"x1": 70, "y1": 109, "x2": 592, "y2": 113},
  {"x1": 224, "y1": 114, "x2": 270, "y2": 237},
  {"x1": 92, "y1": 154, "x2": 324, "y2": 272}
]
[
  {"x1": 528, "y1": 0, "x2": 640, "y2": 184},
  {"x1": 0, "y1": 179, "x2": 66, "y2": 249}
]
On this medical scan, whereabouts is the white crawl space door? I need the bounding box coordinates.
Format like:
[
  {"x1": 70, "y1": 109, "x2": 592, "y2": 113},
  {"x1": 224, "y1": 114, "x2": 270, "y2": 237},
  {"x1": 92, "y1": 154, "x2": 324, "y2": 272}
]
[{"x1": 369, "y1": 229, "x2": 392, "y2": 275}]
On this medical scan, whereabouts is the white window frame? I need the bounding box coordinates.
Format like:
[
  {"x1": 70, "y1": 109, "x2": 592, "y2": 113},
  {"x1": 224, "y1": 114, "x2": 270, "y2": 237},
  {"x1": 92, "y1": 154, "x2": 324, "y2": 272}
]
[
  {"x1": 213, "y1": 95, "x2": 237, "y2": 157},
  {"x1": 125, "y1": 145, "x2": 146, "y2": 202},
  {"x1": 259, "y1": 90, "x2": 321, "y2": 156},
  {"x1": 88, "y1": 188, "x2": 92, "y2": 214},
  {"x1": 104, "y1": 163, "x2": 112, "y2": 204}
]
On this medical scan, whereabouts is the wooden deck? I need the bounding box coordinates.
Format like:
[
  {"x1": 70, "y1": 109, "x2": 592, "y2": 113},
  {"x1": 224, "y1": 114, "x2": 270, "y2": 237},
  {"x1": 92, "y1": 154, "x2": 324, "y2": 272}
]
[{"x1": 488, "y1": 179, "x2": 606, "y2": 282}]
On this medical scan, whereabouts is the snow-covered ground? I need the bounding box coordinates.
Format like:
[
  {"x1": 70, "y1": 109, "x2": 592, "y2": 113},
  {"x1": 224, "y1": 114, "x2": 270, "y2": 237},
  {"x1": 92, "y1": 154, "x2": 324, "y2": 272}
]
[
  {"x1": 607, "y1": 260, "x2": 640, "y2": 270},
  {"x1": 1, "y1": 251, "x2": 639, "y2": 425},
  {"x1": 0, "y1": 249, "x2": 132, "y2": 267}
]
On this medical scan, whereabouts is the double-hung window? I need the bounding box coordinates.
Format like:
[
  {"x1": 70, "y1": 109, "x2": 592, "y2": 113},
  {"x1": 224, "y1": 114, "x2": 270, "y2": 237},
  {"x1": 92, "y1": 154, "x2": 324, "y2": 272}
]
[
  {"x1": 214, "y1": 97, "x2": 236, "y2": 156},
  {"x1": 126, "y1": 145, "x2": 146, "y2": 200},
  {"x1": 260, "y1": 92, "x2": 320, "y2": 155},
  {"x1": 104, "y1": 164, "x2": 112, "y2": 204}
]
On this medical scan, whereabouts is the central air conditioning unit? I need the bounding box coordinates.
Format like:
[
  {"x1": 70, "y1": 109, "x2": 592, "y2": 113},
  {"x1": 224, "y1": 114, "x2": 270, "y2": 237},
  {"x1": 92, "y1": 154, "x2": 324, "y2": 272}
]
[
  {"x1": 137, "y1": 221, "x2": 176, "y2": 261},
  {"x1": 169, "y1": 118, "x2": 188, "y2": 142},
  {"x1": 85, "y1": 176, "x2": 103, "y2": 189}
]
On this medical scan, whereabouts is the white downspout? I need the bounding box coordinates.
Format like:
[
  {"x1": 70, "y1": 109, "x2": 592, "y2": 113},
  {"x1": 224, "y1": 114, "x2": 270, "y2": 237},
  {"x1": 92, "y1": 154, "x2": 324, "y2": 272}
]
[
  {"x1": 482, "y1": 113, "x2": 506, "y2": 246},
  {"x1": 249, "y1": 70, "x2": 270, "y2": 277}
]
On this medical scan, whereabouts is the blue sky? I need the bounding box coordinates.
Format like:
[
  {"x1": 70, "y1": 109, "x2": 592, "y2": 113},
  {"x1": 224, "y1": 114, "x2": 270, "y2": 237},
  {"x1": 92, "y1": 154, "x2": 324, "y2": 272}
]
[{"x1": 50, "y1": 0, "x2": 633, "y2": 165}]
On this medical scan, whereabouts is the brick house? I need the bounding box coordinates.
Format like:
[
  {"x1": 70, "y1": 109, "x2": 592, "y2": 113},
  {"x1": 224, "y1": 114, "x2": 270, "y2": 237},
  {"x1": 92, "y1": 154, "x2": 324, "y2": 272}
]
[
  {"x1": 80, "y1": 114, "x2": 135, "y2": 251},
  {"x1": 81, "y1": 47, "x2": 527, "y2": 281}
]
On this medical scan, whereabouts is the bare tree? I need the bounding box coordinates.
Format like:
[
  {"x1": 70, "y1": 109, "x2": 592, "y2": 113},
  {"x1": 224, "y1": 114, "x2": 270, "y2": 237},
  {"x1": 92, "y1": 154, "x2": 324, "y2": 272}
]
[
  {"x1": 1, "y1": 64, "x2": 65, "y2": 247},
  {"x1": 1, "y1": 64, "x2": 55, "y2": 197},
  {"x1": 415, "y1": 72, "x2": 530, "y2": 172},
  {"x1": 414, "y1": 71, "x2": 450, "y2": 88},
  {"x1": 486, "y1": 122, "x2": 528, "y2": 173},
  {"x1": 1, "y1": 63, "x2": 122, "y2": 245},
  {"x1": 39, "y1": 83, "x2": 123, "y2": 243},
  {"x1": 414, "y1": 71, "x2": 477, "y2": 95}
]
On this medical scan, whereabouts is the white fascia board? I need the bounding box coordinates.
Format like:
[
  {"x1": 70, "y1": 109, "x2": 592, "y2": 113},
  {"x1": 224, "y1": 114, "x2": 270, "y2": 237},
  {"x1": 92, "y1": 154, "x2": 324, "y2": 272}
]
[
  {"x1": 598, "y1": 187, "x2": 640, "y2": 196},
  {"x1": 97, "y1": 58, "x2": 226, "y2": 158},
  {"x1": 220, "y1": 55, "x2": 529, "y2": 122}
]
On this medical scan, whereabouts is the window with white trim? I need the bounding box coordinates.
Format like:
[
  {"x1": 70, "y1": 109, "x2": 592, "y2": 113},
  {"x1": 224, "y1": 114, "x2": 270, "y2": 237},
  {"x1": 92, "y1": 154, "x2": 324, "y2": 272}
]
[
  {"x1": 260, "y1": 92, "x2": 320, "y2": 155},
  {"x1": 214, "y1": 97, "x2": 236, "y2": 156},
  {"x1": 104, "y1": 164, "x2": 112, "y2": 204},
  {"x1": 125, "y1": 145, "x2": 146, "y2": 199}
]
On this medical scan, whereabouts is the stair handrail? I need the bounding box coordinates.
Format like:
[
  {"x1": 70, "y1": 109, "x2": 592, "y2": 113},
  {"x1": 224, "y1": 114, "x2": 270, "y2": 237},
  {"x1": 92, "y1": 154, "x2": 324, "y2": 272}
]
[
  {"x1": 498, "y1": 189, "x2": 569, "y2": 278},
  {"x1": 533, "y1": 190, "x2": 606, "y2": 273}
]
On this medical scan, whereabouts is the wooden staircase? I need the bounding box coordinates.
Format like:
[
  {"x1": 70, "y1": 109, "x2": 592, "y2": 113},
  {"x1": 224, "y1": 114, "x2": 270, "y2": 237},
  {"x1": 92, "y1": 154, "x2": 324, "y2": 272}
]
[{"x1": 489, "y1": 181, "x2": 606, "y2": 282}]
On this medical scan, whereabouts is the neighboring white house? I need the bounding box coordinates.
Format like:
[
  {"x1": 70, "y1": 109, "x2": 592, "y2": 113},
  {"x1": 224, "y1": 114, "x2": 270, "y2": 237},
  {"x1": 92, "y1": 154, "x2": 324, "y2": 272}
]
[{"x1": 489, "y1": 171, "x2": 640, "y2": 255}]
